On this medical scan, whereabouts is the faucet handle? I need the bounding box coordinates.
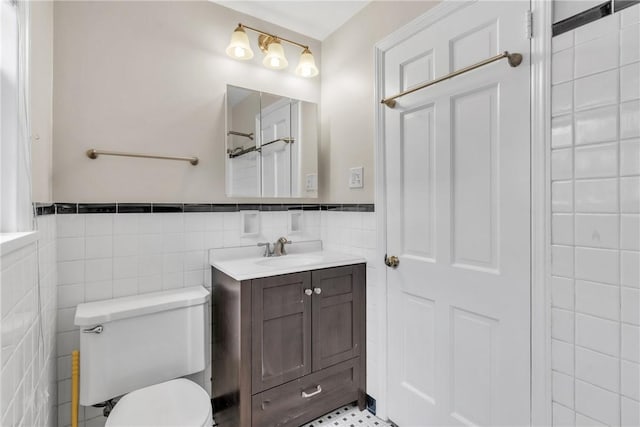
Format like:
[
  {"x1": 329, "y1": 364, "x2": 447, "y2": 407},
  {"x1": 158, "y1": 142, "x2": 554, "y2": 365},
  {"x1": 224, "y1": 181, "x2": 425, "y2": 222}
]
[{"x1": 274, "y1": 237, "x2": 292, "y2": 256}]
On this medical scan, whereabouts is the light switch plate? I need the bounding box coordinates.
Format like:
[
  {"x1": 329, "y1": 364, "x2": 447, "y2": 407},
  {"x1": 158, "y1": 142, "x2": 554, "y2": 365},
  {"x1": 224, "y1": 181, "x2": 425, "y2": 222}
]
[{"x1": 349, "y1": 167, "x2": 363, "y2": 188}]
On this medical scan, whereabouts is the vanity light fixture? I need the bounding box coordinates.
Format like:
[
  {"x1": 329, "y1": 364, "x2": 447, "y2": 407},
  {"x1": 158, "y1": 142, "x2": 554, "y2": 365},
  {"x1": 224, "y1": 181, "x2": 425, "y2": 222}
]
[{"x1": 226, "y1": 23, "x2": 319, "y2": 77}]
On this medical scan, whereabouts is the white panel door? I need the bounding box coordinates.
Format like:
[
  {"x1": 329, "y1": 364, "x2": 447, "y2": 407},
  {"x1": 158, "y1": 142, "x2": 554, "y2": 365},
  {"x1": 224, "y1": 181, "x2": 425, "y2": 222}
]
[
  {"x1": 261, "y1": 101, "x2": 292, "y2": 197},
  {"x1": 384, "y1": 1, "x2": 531, "y2": 426}
]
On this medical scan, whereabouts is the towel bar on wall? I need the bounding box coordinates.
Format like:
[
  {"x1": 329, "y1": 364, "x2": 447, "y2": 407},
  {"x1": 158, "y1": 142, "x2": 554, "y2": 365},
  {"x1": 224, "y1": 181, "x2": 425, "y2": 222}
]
[
  {"x1": 227, "y1": 137, "x2": 295, "y2": 159},
  {"x1": 380, "y1": 51, "x2": 523, "y2": 108},
  {"x1": 86, "y1": 149, "x2": 199, "y2": 166},
  {"x1": 227, "y1": 130, "x2": 254, "y2": 140}
]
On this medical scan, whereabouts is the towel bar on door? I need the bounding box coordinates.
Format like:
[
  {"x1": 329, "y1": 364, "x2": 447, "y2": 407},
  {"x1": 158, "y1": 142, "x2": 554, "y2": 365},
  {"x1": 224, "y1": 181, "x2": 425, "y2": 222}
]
[{"x1": 380, "y1": 51, "x2": 523, "y2": 108}]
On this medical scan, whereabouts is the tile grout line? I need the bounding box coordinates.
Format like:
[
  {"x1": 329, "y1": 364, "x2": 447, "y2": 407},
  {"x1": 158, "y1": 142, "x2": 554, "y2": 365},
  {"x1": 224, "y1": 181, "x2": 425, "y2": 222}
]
[
  {"x1": 570, "y1": 26, "x2": 577, "y2": 418},
  {"x1": 616, "y1": 16, "x2": 623, "y2": 424}
]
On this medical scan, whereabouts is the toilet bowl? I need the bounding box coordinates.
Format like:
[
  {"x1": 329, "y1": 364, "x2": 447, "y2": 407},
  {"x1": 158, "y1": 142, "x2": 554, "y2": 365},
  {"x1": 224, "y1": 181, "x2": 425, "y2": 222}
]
[{"x1": 106, "y1": 379, "x2": 213, "y2": 427}]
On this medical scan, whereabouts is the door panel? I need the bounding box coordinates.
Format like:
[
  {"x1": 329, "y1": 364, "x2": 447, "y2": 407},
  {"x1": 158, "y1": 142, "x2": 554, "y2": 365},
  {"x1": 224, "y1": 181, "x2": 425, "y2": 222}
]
[
  {"x1": 401, "y1": 105, "x2": 436, "y2": 261},
  {"x1": 401, "y1": 50, "x2": 435, "y2": 90},
  {"x1": 261, "y1": 101, "x2": 292, "y2": 197},
  {"x1": 400, "y1": 295, "x2": 436, "y2": 402},
  {"x1": 450, "y1": 20, "x2": 498, "y2": 69},
  {"x1": 312, "y1": 265, "x2": 364, "y2": 371},
  {"x1": 450, "y1": 308, "x2": 499, "y2": 427},
  {"x1": 384, "y1": 1, "x2": 531, "y2": 425},
  {"x1": 252, "y1": 272, "x2": 312, "y2": 393},
  {"x1": 451, "y1": 85, "x2": 498, "y2": 271}
]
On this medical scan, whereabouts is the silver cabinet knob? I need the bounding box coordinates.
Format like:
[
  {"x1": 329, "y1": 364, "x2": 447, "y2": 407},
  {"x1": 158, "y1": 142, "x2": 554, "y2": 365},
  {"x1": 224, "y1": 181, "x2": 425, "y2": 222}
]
[
  {"x1": 314, "y1": 287, "x2": 322, "y2": 295},
  {"x1": 304, "y1": 288, "x2": 313, "y2": 296}
]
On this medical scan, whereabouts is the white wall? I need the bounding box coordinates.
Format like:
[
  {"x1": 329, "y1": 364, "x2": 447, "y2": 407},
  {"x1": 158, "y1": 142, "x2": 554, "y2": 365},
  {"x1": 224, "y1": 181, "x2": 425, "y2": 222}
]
[
  {"x1": 550, "y1": 5, "x2": 640, "y2": 425},
  {"x1": 30, "y1": 0, "x2": 54, "y2": 203},
  {"x1": 52, "y1": 1, "x2": 320, "y2": 204},
  {"x1": 319, "y1": 1, "x2": 438, "y2": 203},
  {"x1": 52, "y1": 0, "x2": 437, "y2": 204},
  {"x1": 0, "y1": 216, "x2": 58, "y2": 427}
]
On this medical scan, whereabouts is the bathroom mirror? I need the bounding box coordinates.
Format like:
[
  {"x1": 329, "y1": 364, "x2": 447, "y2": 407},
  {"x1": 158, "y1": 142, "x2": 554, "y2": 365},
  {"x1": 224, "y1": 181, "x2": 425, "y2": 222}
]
[{"x1": 225, "y1": 85, "x2": 318, "y2": 198}]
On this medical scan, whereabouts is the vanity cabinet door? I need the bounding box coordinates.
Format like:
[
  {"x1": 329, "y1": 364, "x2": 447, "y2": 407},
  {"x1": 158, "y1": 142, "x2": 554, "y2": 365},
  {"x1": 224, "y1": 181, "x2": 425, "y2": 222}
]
[
  {"x1": 311, "y1": 264, "x2": 365, "y2": 371},
  {"x1": 252, "y1": 272, "x2": 312, "y2": 393}
]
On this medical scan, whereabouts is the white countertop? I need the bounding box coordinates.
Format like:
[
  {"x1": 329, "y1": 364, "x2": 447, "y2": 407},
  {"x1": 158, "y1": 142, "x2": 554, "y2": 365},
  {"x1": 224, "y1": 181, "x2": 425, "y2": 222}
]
[{"x1": 209, "y1": 241, "x2": 366, "y2": 281}]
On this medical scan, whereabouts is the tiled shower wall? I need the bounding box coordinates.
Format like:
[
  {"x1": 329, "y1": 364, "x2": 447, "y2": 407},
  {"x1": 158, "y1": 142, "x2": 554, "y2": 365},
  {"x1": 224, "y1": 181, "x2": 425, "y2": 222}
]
[
  {"x1": 0, "y1": 215, "x2": 58, "y2": 427},
  {"x1": 53, "y1": 208, "x2": 376, "y2": 427},
  {"x1": 550, "y1": 4, "x2": 640, "y2": 426}
]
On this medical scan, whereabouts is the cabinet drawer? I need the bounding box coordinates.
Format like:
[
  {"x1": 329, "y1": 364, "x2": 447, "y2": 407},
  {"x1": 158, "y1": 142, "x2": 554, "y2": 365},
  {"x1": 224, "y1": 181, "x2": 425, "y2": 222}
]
[{"x1": 251, "y1": 358, "x2": 360, "y2": 427}]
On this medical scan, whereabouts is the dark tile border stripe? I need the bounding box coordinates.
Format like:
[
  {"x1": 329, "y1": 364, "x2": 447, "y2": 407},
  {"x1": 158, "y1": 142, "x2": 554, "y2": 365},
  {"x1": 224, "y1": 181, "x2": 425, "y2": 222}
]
[
  {"x1": 78, "y1": 203, "x2": 116, "y2": 214},
  {"x1": 553, "y1": 1, "x2": 612, "y2": 36},
  {"x1": 117, "y1": 203, "x2": 152, "y2": 213},
  {"x1": 212, "y1": 204, "x2": 238, "y2": 212},
  {"x1": 55, "y1": 203, "x2": 78, "y2": 214},
  {"x1": 238, "y1": 204, "x2": 260, "y2": 211},
  {"x1": 152, "y1": 203, "x2": 184, "y2": 213},
  {"x1": 36, "y1": 202, "x2": 374, "y2": 215},
  {"x1": 614, "y1": 0, "x2": 639, "y2": 12},
  {"x1": 258, "y1": 204, "x2": 284, "y2": 212},
  {"x1": 33, "y1": 203, "x2": 55, "y2": 216},
  {"x1": 299, "y1": 204, "x2": 321, "y2": 211},
  {"x1": 183, "y1": 204, "x2": 213, "y2": 213}
]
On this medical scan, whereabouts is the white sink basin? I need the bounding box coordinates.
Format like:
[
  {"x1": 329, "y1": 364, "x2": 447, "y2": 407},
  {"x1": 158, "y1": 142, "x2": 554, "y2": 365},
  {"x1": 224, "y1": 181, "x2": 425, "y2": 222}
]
[
  {"x1": 255, "y1": 255, "x2": 324, "y2": 268},
  {"x1": 209, "y1": 241, "x2": 366, "y2": 281}
]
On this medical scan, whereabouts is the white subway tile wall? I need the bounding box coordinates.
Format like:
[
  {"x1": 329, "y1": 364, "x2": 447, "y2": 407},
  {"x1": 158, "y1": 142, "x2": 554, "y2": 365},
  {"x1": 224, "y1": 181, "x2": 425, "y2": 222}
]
[
  {"x1": 320, "y1": 210, "x2": 379, "y2": 402},
  {"x1": 552, "y1": 114, "x2": 574, "y2": 148},
  {"x1": 0, "y1": 215, "x2": 58, "y2": 427},
  {"x1": 550, "y1": 5, "x2": 640, "y2": 425},
  {"x1": 53, "y1": 209, "x2": 379, "y2": 427}
]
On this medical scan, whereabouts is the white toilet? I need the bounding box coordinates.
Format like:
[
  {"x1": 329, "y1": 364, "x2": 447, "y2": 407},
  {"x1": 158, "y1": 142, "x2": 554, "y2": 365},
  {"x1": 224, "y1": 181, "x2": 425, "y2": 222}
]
[{"x1": 74, "y1": 286, "x2": 213, "y2": 427}]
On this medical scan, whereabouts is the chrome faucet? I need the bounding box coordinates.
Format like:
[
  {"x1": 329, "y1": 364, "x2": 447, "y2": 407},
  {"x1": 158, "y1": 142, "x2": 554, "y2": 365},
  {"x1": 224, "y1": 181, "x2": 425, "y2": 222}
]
[
  {"x1": 274, "y1": 237, "x2": 292, "y2": 256},
  {"x1": 257, "y1": 242, "x2": 274, "y2": 257}
]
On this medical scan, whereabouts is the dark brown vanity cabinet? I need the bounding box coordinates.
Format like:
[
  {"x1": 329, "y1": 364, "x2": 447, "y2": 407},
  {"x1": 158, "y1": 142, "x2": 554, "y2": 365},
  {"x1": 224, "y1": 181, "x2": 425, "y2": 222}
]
[{"x1": 212, "y1": 264, "x2": 366, "y2": 427}]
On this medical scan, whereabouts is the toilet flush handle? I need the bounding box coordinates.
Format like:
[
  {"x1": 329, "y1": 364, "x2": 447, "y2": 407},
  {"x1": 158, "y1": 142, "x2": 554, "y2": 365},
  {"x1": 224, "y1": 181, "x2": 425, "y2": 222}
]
[{"x1": 82, "y1": 325, "x2": 103, "y2": 334}]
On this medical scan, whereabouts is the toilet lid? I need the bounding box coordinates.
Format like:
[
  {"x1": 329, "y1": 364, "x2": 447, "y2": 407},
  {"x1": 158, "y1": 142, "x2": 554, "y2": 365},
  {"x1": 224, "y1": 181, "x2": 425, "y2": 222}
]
[{"x1": 105, "y1": 379, "x2": 212, "y2": 427}]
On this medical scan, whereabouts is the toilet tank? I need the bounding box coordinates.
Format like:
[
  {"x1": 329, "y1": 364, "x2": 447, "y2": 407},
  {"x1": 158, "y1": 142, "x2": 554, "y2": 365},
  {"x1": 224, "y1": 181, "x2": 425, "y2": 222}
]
[{"x1": 74, "y1": 286, "x2": 209, "y2": 406}]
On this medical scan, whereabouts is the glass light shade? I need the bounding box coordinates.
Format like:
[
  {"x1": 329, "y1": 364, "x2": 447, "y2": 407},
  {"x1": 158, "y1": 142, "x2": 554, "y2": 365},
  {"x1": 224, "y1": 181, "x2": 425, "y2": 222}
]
[
  {"x1": 295, "y1": 49, "x2": 319, "y2": 77},
  {"x1": 262, "y1": 40, "x2": 288, "y2": 70},
  {"x1": 226, "y1": 27, "x2": 254, "y2": 60}
]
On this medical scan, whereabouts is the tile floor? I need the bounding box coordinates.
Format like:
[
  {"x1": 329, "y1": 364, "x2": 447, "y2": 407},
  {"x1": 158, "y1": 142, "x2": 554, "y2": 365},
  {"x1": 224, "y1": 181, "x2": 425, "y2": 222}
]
[
  {"x1": 302, "y1": 403, "x2": 395, "y2": 427},
  {"x1": 211, "y1": 403, "x2": 394, "y2": 427}
]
